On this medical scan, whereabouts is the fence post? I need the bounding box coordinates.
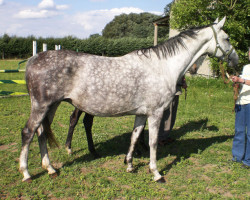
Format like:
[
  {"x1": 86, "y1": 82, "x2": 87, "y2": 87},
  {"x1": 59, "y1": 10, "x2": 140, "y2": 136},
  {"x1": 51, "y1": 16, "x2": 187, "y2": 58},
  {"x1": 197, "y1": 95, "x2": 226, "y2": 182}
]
[
  {"x1": 33, "y1": 41, "x2": 37, "y2": 56},
  {"x1": 43, "y1": 43, "x2": 47, "y2": 52}
]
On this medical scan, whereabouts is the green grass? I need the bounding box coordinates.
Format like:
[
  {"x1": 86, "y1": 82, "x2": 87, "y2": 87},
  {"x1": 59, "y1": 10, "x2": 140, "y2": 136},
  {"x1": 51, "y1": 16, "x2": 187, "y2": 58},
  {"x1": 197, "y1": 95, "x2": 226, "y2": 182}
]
[{"x1": 0, "y1": 60, "x2": 249, "y2": 199}]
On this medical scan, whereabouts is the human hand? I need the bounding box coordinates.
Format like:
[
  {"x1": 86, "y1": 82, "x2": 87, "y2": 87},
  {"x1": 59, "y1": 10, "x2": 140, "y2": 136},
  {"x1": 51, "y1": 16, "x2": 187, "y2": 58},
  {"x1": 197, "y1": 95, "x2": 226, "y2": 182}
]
[{"x1": 231, "y1": 76, "x2": 240, "y2": 83}]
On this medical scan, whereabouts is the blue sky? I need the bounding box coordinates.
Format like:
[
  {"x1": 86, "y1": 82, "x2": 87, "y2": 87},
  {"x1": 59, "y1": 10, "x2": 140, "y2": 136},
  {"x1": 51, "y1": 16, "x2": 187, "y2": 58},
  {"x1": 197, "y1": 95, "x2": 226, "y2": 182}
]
[{"x1": 0, "y1": 0, "x2": 172, "y2": 38}]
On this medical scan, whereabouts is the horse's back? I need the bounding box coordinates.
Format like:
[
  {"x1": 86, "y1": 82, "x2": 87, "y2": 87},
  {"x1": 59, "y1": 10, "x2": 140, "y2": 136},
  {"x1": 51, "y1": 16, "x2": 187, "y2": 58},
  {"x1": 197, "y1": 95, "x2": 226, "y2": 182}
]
[{"x1": 26, "y1": 50, "x2": 82, "y2": 103}]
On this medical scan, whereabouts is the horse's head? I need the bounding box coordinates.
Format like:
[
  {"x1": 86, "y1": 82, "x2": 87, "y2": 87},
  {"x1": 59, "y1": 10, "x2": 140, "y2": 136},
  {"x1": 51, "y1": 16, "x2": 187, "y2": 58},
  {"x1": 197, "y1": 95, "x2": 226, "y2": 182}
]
[{"x1": 207, "y1": 17, "x2": 238, "y2": 67}]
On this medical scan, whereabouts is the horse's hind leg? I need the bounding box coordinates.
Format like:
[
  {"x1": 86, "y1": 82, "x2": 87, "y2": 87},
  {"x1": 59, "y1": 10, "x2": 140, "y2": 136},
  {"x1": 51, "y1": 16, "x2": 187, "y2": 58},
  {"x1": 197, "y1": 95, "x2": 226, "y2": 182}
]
[
  {"x1": 19, "y1": 107, "x2": 48, "y2": 182},
  {"x1": 37, "y1": 119, "x2": 57, "y2": 177},
  {"x1": 125, "y1": 115, "x2": 147, "y2": 172},
  {"x1": 37, "y1": 103, "x2": 60, "y2": 177},
  {"x1": 83, "y1": 113, "x2": 100, "y2": 158},
  {"x1": 65, "y1": 108, "x2": 83, "y2": 154}
]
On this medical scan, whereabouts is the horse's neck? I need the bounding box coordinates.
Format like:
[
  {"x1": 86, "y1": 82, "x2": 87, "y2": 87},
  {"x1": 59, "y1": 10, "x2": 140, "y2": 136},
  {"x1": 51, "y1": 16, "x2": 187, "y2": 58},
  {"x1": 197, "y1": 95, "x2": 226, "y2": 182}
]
[{"x1": 166, "y1": 28, "x2": 211, "y2": 82}]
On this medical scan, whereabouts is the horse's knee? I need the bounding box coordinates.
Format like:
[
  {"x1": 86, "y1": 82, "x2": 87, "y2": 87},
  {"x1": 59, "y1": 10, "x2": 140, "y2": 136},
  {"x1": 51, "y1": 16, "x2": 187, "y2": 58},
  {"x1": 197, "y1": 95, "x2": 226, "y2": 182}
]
[{"x1": 21, "y1": 127, "x2": 34, "y2": 145}]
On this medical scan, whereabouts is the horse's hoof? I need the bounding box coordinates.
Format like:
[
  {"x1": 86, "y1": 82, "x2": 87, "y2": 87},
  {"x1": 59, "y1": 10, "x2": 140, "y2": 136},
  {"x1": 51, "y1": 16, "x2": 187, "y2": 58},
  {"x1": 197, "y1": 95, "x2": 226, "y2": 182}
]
[
  {"x1": 66, "y1": 148, "x2": 73, "y2": 155},
  {"x1": 156, "y1": 177, "x2": 166, "y2": 183},
  {"x1": 126, "y1": 167, "x2": 135, "y2": 173},
  {"x1": 23, "y1": 178, "x2": 32, "y2": 183},
  {"x1": 49, "y1": 172, "x2": 58, "y2": 179}
]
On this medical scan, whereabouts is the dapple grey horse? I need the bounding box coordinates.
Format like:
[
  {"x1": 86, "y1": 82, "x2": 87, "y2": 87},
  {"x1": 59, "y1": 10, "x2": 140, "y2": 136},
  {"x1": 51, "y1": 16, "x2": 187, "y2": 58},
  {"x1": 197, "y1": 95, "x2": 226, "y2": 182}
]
[{"x1": 20, "y1": 17, "x2": 238, "y2": 182}]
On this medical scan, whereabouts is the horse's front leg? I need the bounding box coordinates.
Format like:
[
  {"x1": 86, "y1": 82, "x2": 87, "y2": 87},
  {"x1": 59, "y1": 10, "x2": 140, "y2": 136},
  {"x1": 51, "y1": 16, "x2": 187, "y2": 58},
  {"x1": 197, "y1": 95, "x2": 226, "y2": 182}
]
[
  {"x1": 148, "y1": 113, "x2": 165, "y2": 183},
  {"x1": 125, "y1": 115, "x2": 147, "y2": 172},
  {"x1": 65, "y1": 108, "x2": 83, "y2": 154}
]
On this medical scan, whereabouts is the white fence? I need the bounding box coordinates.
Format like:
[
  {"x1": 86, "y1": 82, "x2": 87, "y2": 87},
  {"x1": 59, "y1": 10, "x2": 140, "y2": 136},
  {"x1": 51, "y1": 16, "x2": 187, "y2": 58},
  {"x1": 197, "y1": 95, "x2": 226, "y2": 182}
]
[{"x1": 32, "y1": 41, "x2": 61, "y2": 56}]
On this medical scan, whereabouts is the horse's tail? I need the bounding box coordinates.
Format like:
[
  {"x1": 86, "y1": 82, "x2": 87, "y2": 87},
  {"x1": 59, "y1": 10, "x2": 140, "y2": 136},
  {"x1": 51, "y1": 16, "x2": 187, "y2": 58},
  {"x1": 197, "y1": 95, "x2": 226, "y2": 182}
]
[{"x1": 43, "y1": 116, "x2": 59, "y2": 148}]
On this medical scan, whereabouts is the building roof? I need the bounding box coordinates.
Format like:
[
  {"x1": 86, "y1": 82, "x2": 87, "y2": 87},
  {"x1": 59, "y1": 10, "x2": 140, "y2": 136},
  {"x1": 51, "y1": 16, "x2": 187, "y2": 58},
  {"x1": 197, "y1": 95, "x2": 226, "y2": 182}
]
[{"x1": 152, "y1": 16, "x2": 170, "y2": 26}]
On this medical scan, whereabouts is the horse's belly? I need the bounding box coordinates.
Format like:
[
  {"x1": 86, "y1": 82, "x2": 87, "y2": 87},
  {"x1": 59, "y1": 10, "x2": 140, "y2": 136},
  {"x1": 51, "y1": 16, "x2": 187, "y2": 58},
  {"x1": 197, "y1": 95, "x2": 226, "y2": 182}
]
[
  {"x1": 75, "y1": 98, "x2": 139, "y2": 116},
  {"x1": 68, "y1": 86, "x2": 141, "y2": 116}
]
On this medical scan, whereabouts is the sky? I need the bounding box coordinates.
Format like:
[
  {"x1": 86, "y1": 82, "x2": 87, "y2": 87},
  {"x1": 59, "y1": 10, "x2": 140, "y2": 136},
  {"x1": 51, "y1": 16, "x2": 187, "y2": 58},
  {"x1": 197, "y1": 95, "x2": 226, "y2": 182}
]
[{"x1": 0, "y1": 0, "x2": 172, "y2": 39}]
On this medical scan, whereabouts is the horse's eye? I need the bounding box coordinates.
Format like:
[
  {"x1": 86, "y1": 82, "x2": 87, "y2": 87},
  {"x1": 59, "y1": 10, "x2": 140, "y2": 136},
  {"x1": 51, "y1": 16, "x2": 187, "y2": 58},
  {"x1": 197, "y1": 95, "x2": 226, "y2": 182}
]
[{"x1": 226, "y1": 37, "x2": 230, "y2": 42}]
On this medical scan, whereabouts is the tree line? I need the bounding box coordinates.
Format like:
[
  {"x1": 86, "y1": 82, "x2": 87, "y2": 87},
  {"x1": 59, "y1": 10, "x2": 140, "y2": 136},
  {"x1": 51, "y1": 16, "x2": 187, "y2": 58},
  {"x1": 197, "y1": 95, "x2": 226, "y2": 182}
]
[{"x1": 0, "y1": 34, "x2": 167, "y2": 59}]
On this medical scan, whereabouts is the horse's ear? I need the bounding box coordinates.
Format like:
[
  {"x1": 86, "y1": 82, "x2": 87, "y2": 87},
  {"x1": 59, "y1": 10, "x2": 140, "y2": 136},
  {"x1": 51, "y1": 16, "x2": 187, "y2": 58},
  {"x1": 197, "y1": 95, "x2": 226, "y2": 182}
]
[
  {"x1": 214, "y1": 18, "x2": 219, "y2": 24},
  {"x1": 216, "y1": 16, "x2": 226, "y2": 29}
]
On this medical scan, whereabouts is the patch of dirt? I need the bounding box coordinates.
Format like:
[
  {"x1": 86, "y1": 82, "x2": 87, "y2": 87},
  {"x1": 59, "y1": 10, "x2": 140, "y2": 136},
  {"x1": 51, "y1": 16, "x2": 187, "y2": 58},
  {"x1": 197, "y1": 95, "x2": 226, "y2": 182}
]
[
  {"x1": 57, "y1": 121, "x2": 67, "y2": 128},
  {"x1": 52, "y1": 162, "x2": 63, "y2": 169},
  {"x1": 0, "y1": 142, "x2": 17, "y2": 151},
  {"x1": 206, "y1": 187, "x2": 234, "y2": 198},
  {"x1": 0, "y1": 144, "x2": 9, "y2": 151},
  {"x1": 101, "y1": 158, "x2": 125, "y2": 170},
  {"x1": 121, "y1": 184, "x2": 132, "y2": 190},
  {"x1": 81, "y1": 167, "x2": 93, "y2": 174},
  {"x1": 201, "y1": 174, "x2": 211, "y2": 181},
  {"x1": 107, "y1": 176, "x2": 116, "y2": 181},
  {"x1": 223, "y1": 192, "x2": 233, "y2": 198},
  {"x1": 188, "y1": 157, "x2": 200, "y2": 165},
  {"x1": 203, "y1": 163, "x2": 217, "y2": 170},
  {"x1": 206, "y1": 186, "x2": 218, "y2": 194}
]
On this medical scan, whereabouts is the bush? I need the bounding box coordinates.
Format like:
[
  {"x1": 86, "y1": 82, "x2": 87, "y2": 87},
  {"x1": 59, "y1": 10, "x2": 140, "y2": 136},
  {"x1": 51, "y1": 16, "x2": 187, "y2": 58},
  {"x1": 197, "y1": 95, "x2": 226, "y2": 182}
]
[{"x1": 0, "y1": 34, "x2": 165, "y2": 59}]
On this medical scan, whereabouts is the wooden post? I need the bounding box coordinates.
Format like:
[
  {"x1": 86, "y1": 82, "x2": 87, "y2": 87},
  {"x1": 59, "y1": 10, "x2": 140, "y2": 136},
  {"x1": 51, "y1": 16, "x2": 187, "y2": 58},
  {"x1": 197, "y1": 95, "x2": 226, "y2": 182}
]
[
  {"x1": 154, "y1": 23, "x2": 158, "y2": 46},
  {"x1": 248, "y1": 47, "x2": 250, "y2": 61},
  {"x1": 33, "y1": 41, "x2": 37, "y2": 56}
]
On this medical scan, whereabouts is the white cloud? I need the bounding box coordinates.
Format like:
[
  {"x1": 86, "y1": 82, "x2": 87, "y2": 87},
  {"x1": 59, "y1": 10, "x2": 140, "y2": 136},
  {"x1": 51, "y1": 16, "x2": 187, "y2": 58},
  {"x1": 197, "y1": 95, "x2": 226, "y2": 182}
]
[
  {"x1": 38, "y1": 0, "x2": 55, "y2": 9},
  {"x1": 56, "y1": 5, "x2": 69, "y2": 10},
  {"x1": 0, "y1": 0, "x2": 4, "y2": 6},
  {"x1": 38, "y1": 0, "x2": 68, "y2": 10},
  {"x1": 16, "y1": 9, "x2": 58, "y2": 19},
  {"x1": 15, "y1": 0, "x2": 69, "y2": 19},
  {"x1": 73, "y1": 7, "x2": 144, "y2": 32}
]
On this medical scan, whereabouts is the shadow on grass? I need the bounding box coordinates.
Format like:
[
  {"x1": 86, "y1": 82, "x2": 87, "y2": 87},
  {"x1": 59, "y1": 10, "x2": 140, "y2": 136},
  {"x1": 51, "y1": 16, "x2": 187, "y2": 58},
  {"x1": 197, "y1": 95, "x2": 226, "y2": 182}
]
[
  {"x1": 158, "y1": 134, "x2": 233, "y2": 174},
  {"x1": 30, "y1": 118, "x2": 233, "y2": 181},
  {"x1": 60, "y1": 118, "x2": 233, "y2": 172}
]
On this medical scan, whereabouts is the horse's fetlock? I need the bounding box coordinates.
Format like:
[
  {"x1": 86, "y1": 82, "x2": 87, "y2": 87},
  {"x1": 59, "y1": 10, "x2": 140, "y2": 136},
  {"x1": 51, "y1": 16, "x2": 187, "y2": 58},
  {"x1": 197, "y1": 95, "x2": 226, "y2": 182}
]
[{"x1": 126, "y1": 166, "x2": 134, "y2": 173}]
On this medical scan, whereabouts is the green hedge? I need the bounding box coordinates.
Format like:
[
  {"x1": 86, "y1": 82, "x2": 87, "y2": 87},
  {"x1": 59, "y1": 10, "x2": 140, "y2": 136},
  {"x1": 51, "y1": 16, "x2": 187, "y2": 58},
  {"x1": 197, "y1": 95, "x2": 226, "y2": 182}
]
[{"x1": 0, "y1": 34, "x2": 166, "y2": 59}]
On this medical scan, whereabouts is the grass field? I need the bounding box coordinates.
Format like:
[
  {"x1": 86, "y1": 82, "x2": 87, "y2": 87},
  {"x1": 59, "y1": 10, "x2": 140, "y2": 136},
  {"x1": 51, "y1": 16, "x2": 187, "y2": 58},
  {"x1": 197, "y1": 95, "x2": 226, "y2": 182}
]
[{"x1": 0, "y1": 60, "x2": 249, "y2": 199}]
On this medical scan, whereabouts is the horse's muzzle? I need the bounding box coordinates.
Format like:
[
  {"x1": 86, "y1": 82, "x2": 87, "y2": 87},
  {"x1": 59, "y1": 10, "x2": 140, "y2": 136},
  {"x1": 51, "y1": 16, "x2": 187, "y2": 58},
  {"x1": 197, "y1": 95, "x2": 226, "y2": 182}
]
[{"x1": 228, "y1": 50, "x2": 239, "y2": 67}]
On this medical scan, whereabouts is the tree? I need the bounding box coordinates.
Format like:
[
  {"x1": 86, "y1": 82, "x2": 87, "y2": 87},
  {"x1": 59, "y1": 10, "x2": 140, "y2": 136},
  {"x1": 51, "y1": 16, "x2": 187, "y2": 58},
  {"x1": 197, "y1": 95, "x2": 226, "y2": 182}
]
[
  {"x1": 0, "y1": 34, "x2": 11, "y2": 59},
  {"x1": 164, "y1": 2, "x2": 173, "y2": 17},
  {"x1": 170, "y1": 0, "x2": 249, "y2": 71},
  {"x1": 102, "y1": 13, "x2": 169, "y2": 39}
]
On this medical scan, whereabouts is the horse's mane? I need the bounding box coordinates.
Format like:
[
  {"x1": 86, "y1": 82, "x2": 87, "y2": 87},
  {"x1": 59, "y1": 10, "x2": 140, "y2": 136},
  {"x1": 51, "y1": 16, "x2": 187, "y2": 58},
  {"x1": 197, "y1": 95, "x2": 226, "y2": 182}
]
[{"x1": 137, "y1": 24, "x2": 214, "y2": 59}]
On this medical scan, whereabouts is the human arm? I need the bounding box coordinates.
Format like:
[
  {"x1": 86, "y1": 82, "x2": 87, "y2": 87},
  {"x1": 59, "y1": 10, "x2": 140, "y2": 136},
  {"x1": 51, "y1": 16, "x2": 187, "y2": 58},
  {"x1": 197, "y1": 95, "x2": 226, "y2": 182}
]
[{"x1": 231, "y1": 76, "x2": 250, "y2": 86}]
